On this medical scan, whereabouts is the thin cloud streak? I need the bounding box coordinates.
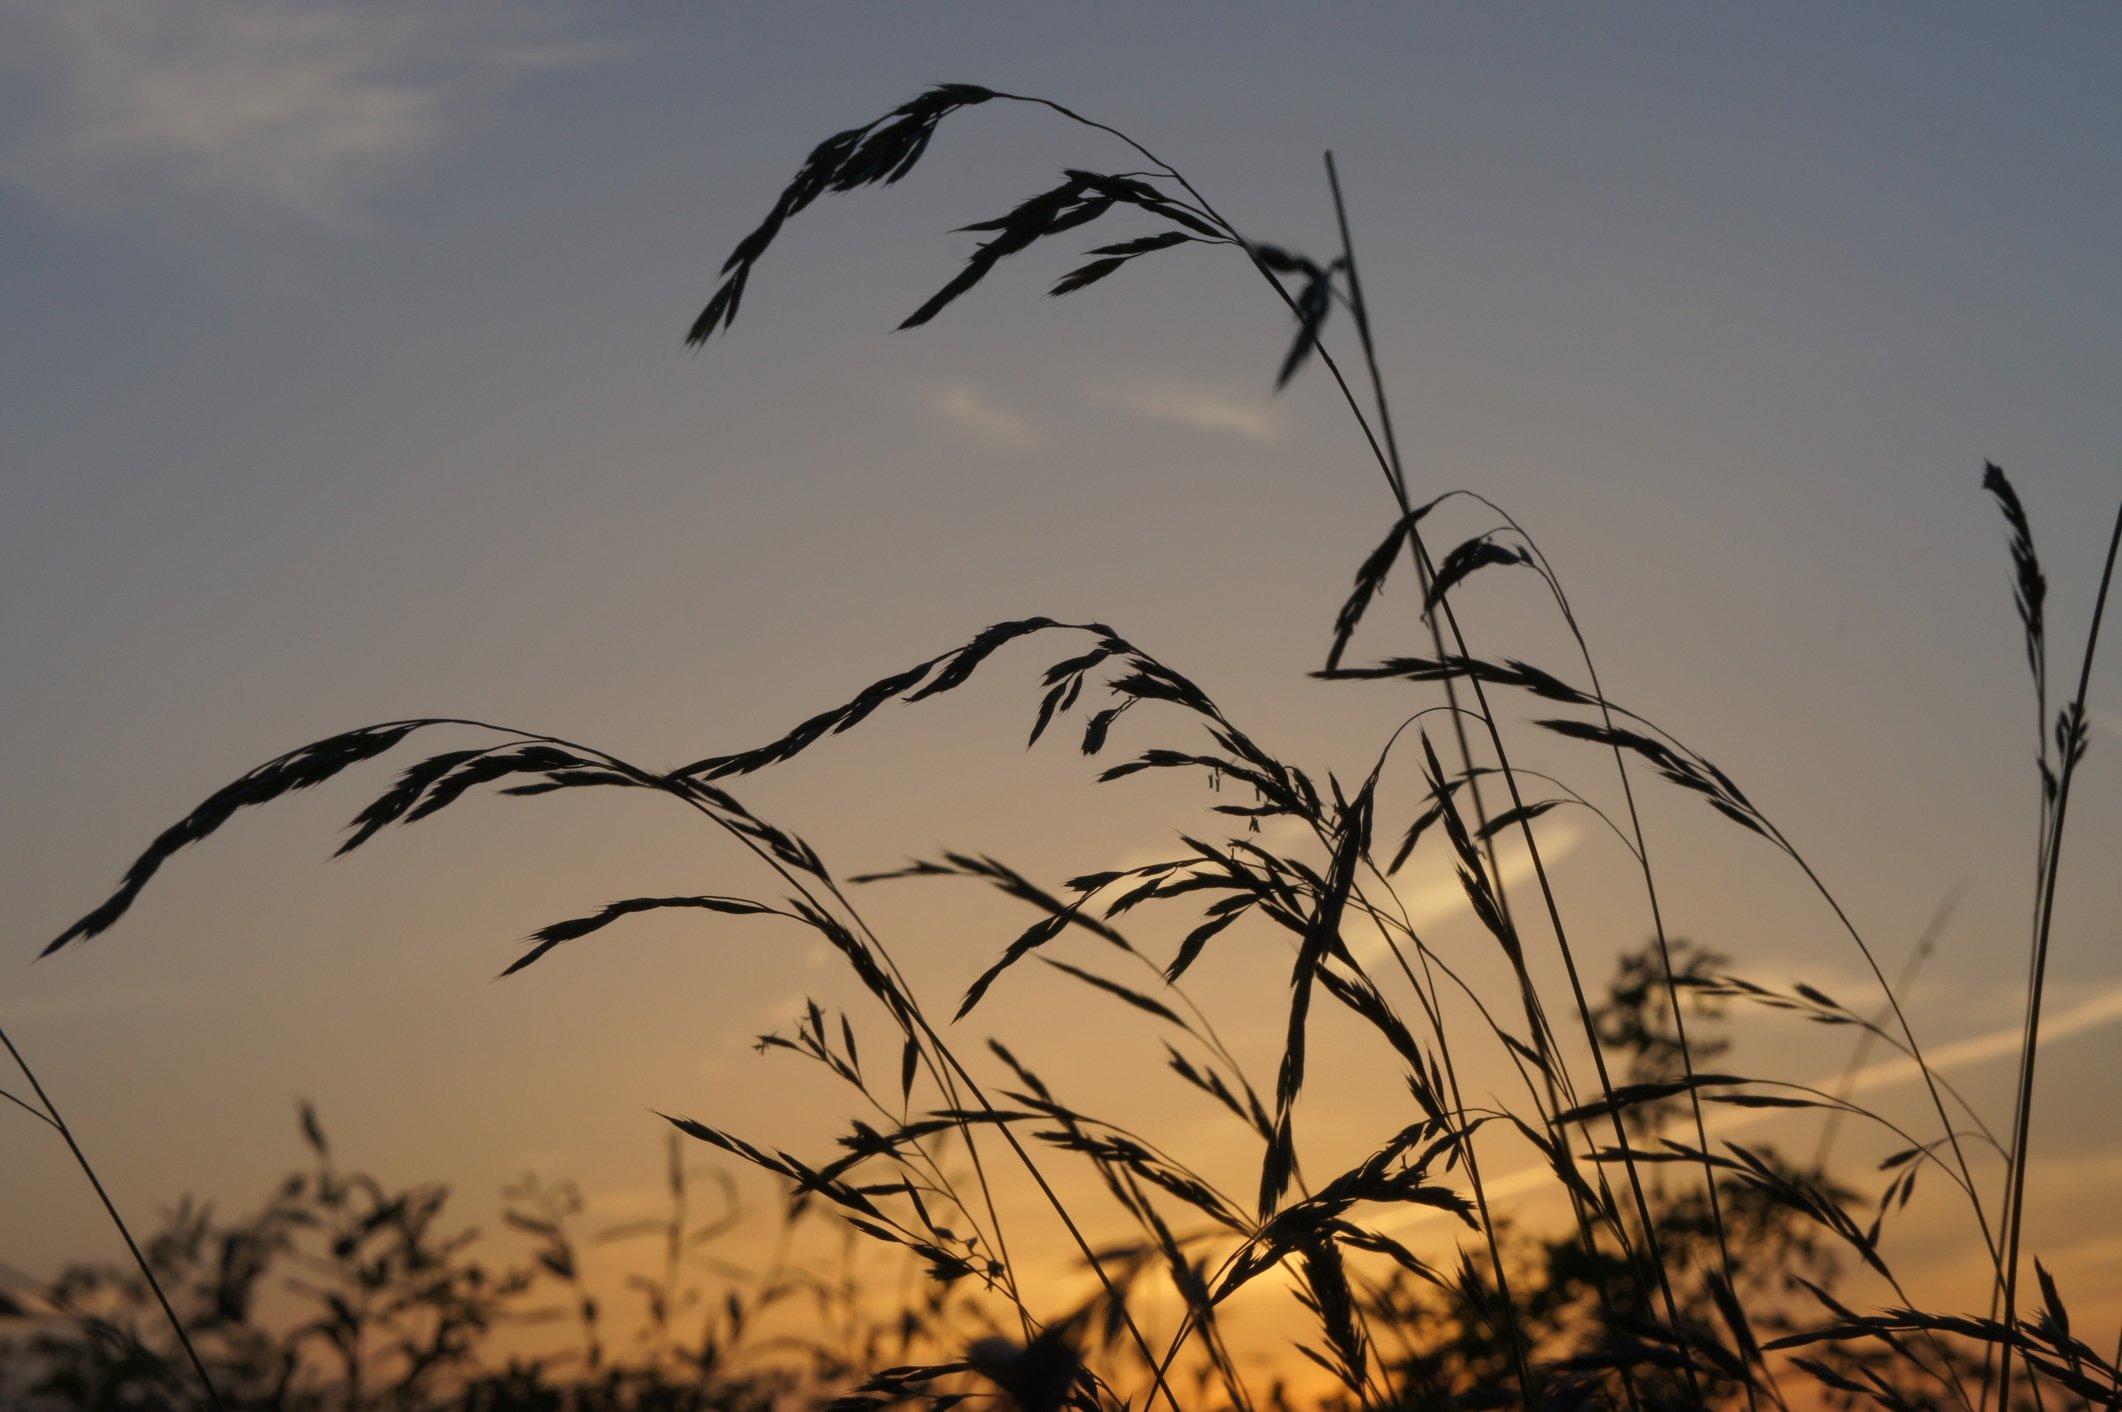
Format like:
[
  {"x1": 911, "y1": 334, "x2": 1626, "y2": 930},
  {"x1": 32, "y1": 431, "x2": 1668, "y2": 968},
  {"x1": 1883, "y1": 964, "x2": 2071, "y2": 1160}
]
[
  {"x1": 927, "y1": 382, "x2": 1043, "y2": 453},
  {"x1": 1085, "y1": 378, "x2": 1283, "y2": 441},
  {"x1": 1381, "y1": 976, "x2": 2122, "y2": 1233},
  {"x1": 1833, "y1": 982, "x2": 2122, "y2": 1096}
]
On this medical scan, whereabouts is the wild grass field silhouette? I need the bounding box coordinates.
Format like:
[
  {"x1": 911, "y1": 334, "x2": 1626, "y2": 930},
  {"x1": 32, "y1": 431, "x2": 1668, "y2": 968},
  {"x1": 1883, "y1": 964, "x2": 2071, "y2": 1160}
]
[{"x1": 7, "y1": 85, "x2": 2120, "y2": 1412}]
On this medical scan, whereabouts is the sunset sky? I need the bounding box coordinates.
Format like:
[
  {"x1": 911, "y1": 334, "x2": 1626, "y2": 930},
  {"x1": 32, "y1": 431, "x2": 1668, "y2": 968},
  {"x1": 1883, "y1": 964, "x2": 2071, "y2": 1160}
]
[{"x1": 5, "y1": 2, "x2": 2121, "y2": 1390}]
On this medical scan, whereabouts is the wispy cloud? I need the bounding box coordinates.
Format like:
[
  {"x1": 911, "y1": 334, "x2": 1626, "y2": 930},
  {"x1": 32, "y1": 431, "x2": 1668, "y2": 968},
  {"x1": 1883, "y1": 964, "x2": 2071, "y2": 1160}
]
[
  {"x1": 0, "y1": 1, "x2": 608, "y2": 228},
  {"x1": 1827, "y1": 977, "x2": 2122, "y2": 1097},
  {"x1": 926, "y1": 382, "x2": 1043, "y2": 453},
  {"x1": 1085, "y1": 377, "x2": 1283, "y2": 441}
]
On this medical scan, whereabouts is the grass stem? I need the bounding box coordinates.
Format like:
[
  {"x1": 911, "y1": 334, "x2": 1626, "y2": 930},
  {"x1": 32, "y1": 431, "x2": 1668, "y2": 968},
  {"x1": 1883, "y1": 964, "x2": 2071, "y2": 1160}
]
[
  {"x1": 1997, "y1": 498, "x2": 2122, "y2": 1412},
  {"x1": 1, "y1": 1018, "x2": 227, "y2": 1412}
]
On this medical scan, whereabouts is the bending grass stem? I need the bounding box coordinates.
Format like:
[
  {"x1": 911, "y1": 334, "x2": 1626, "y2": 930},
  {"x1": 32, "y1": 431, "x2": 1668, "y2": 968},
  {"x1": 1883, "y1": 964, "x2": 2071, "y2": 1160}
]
[
  {"x1": 0, "y1": 1020, "x2": 228, "y2": 1412},
  {"x1": 655, "y1": 783, "x2": 1194, "y2": 1412},
  {"x1": 1487, "y1": 499, "x2": 1790, "y2": 1408}
]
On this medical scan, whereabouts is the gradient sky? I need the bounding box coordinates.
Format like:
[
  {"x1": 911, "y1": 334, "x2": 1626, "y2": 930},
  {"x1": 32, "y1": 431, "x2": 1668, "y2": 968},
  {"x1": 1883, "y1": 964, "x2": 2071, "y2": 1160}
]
[{"x1": 5, "y1": 1, "x2": 2120, "y2": 1389}]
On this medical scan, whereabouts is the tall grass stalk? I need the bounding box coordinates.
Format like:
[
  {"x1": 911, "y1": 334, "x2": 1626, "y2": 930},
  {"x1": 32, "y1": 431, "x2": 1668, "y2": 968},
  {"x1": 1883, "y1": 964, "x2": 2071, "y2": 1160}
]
[
  {"x1": 1996, "y1": 502, "x2": 2122, "y2": 1412},
  {"x1": 1317, "y1": 152, "x2": 1719, "y2": 1412}
]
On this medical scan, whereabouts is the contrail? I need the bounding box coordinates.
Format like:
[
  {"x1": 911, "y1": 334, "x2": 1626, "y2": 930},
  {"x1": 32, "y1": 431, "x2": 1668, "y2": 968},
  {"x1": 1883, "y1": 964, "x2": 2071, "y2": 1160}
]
[{"x1": 1380, "y1": 976, "x2": 2122, "y2": 1232}]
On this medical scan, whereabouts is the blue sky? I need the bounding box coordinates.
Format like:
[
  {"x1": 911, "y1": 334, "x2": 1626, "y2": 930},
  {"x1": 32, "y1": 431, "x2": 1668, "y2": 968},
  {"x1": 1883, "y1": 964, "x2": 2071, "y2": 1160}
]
[{"x1": 5, "y1": 0, "x2": 2121, "y2": 1382}]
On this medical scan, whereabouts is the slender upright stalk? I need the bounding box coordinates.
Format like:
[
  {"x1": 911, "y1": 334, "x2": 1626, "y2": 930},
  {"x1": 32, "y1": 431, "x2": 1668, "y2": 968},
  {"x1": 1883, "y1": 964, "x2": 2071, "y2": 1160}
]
[
  {"x1": 1, "y1": 1019, "x2": 226, "y2": 1412},
  {"x1": 1997, "y1": 499, "x2": 2122, "y2": 1411},
  {"x1": 1322, "y1": 152, "x2": 1719, "y2": 1408}
]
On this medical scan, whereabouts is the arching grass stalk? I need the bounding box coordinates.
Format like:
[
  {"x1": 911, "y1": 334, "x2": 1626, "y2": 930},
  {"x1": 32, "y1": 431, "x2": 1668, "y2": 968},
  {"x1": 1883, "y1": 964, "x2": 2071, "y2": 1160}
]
[
  {"x1": 613, "y1": 726, "x2": 1205, "y2": 1412},
  {"x1": 686, "y1": 83, "x2": 1878, "y2": 1404},
  {"x1": 0, "y1": 1019, "x2": 227, "y2": 1412},
  {"x1": 637, "y1": 742, "x2": 1198, "y2": 1412},
  {"x1": 34, "y1": 700, "x2": 1186, "y2": 1411},
  {"x1": 537, "y1": 698, "x2": 1197, "y2": 1408},
  {"x1": 682, "y1": 87, "x2": 1715, "y2": 1398},
  {"x1": 1470, "y1": 501, "x2": 1775, "y2": 1411}
]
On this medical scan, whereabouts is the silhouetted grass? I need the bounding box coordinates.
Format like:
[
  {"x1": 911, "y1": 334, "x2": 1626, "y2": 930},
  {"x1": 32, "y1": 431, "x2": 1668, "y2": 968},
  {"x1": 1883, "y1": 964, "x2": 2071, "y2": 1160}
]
[{"x1": 17, "y1": 85, "x2": 2122, "y2": 1412}]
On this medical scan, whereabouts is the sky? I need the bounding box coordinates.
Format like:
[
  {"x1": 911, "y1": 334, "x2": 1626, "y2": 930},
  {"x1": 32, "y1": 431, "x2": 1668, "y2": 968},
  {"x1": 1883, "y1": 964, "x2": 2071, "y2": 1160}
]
[{"x1": 4, "y1": 0, "x2": 2121, "y2": 1395}]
